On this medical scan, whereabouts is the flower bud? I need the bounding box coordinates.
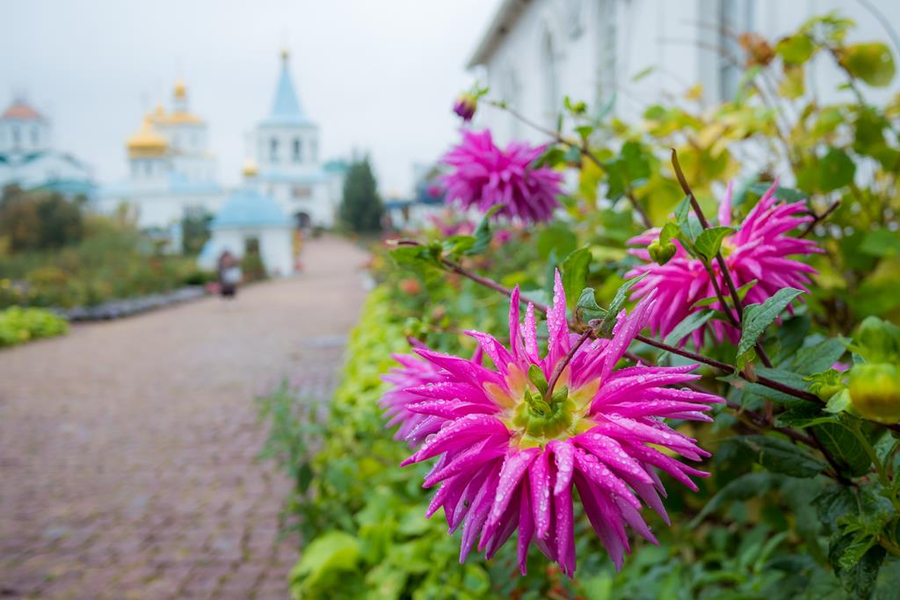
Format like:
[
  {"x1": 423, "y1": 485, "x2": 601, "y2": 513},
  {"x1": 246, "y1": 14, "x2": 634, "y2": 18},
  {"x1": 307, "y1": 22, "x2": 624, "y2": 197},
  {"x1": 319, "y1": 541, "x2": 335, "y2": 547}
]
[
  {"x1": 453, "y1": 93, "x2": 477, "y2": 122},
  {"x1": 856, "y1": 316, "x2": 900, "y2": 363},
  {"x1": 648, "y1": 239, "x2": 677, "y2": 265},
  {"x1": 849, "y1": 363, "x2": 900, "y2": 424}
]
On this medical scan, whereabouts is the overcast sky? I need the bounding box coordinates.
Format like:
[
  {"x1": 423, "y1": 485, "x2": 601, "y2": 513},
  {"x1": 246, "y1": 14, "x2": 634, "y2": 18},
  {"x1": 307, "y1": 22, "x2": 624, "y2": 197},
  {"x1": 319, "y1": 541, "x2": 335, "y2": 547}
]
[{"x1": 0, "y1": 0, "x2": 501, "y2": 195}]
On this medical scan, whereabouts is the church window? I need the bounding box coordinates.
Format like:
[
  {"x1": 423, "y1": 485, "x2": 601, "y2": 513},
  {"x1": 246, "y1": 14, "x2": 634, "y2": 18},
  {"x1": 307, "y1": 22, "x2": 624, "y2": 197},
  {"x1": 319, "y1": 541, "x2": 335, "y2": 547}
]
[
  {"x1": 293, "y1": 138, "x2": 303, "y2": 162},
  {"x1": 11, "y1": 125, "x2": 20, "y2": 148},
  {"x1": 292, "y1": 185, "x2": 311, "y2": 199},
  {"x1": 31, "y1": 126, "x2": 39, "y2": 146},
  {"x1": 541, "y1": 30, "x2": 560, "y2": 128},
  {"x1": 719, "y1": 0, "x2": 755, "y2": 101},
  {"x1": 270, "y1": 138, "x2": 279, "y2": 163}
]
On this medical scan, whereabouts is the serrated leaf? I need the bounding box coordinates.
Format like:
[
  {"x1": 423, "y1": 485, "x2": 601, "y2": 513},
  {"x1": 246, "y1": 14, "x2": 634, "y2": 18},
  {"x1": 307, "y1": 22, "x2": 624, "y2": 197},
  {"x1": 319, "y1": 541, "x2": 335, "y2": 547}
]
[
  {"x1": 576, "y1": 287, "x2": 606, "y2": 324},
  {"x1": 839, "y1": 544, "x2": 885, "y2": 599},
  {"x1": 775, "y1": 402, "x2": 839, "y2": 428},
  {"x1": 694, "y1": 226, "x2": 735, "y2": 262},
  {"x1": 561, "y1": 248, "x2": 592, "y2": 311},
  {"x1": 733, "y1": 435, "x2": 826, "y2": 478},
  {"x1": 812, "y1": 421, "x2": 872, "y2": 478},
  {"x1": 737, "y1": 288, "x2": 804, "y2": 364}
]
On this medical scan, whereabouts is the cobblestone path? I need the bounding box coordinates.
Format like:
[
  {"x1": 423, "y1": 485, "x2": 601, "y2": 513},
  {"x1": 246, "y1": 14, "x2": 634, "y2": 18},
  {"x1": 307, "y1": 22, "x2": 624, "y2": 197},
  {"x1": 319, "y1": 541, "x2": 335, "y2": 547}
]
[{"x1": 0, "y1": 237, "x2": 370, "y2": 599}]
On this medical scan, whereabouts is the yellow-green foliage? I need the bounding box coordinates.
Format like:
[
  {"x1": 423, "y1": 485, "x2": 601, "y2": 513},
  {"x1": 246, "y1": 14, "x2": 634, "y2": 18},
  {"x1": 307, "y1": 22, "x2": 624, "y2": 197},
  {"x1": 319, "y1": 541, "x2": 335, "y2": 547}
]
[{"x1": 0, "y1": 306, "x2": 68, "y2": 347}]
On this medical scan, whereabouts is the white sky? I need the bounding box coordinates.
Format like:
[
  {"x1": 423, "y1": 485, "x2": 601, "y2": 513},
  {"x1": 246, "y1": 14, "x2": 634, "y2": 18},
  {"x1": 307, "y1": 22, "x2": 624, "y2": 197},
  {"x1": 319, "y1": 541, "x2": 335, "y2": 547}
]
[{"x1": 0, "y1": 0, "x2": 502, "y2": 195}]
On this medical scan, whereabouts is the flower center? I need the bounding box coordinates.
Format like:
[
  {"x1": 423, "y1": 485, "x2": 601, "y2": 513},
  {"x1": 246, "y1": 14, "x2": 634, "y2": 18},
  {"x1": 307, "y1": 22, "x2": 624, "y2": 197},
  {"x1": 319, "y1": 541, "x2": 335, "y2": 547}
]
[
  {"x1": 494, "y1": 365, "x2": 600, "y2": 449},
  {"x1": 512, "y1": 386, "x2": 575, "y2": 441}
]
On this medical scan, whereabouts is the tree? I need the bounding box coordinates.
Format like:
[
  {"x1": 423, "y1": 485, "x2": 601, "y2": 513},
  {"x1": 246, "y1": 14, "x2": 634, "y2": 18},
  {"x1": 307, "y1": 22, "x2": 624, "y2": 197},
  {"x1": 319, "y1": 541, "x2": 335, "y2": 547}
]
[
  {"x1": 0, "y1": 185, "x2": 84, "y2": 252},
  {"x1": 339, "y1": 158, "x2": 384, "y2": 233}
]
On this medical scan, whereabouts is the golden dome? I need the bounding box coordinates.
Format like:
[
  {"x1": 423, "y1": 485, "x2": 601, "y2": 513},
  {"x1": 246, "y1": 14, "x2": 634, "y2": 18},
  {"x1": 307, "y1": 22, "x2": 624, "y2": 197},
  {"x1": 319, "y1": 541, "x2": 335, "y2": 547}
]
[
  {"x1": 242, "y1": 158, "x2": 259, "y2": 178},
  {"x1": 127, "y1": 116, "x2": 168, "y2": 158},
  {"x1": 149, "y1": 102, "x2": 166, "y2": 122},
  {"x1": 174, "y1": 79, "x2": 187, "y2": 100},
  {"x1": 163, "y1": 111, "x2": 204, "y2": 125}
]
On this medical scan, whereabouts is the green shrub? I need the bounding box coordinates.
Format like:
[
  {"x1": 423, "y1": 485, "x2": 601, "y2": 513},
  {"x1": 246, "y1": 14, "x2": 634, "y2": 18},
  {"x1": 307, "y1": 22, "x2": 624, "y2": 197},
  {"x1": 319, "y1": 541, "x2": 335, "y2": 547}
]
[{"x1": 0, "y1": 307, "x2": 68, "y2": 347}]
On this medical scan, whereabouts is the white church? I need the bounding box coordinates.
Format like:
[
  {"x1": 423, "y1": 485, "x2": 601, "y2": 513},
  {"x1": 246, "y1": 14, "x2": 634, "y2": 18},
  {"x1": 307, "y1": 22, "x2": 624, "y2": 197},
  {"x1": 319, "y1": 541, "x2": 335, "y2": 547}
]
[
  {"x1": 242, "y1": 50, "x2": 345, "y2": 229},
  {"x1": 96, "y1": 50, "x2": 345, "y2": 272},
  {"x1": 0, "y1": 99, "x2": 95, "y2": 198}
]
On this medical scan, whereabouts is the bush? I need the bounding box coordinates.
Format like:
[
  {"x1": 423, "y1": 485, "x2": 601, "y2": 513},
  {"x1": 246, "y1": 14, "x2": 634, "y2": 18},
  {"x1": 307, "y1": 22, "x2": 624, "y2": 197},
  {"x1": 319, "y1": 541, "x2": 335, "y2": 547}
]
[
  {"x1": 0, "y1": 185, "x2": 84, "y2": 252},
  {"x1": 0, "y1": 307, "x2": 68, "y2": 347}
]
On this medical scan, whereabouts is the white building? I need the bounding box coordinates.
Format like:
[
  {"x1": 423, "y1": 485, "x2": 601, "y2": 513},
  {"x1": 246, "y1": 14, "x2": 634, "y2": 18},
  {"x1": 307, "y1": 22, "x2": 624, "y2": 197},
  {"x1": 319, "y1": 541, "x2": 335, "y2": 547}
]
[
  {"x1": 98, "y1": 80, "x2": 225, "y2": 235},
  {"x1": 0, "y1": 99, "x2": 95, "y2": 198},
  {"x1": 468, "y1": 0, "x2": 900, "y2": 144},
  {"x1": 244, "y1": 51, "x2": 345, "y2": 229},
  {"x1": 198, "y1": 183, "x2": 296, "y2": 277}
]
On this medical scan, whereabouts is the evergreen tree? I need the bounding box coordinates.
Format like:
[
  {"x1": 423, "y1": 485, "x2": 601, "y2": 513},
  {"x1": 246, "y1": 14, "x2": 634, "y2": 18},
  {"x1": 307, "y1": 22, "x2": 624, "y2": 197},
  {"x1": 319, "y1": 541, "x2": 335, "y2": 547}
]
[{"x1": 339, "y1": 158, "x2": 384, "y2": 233}]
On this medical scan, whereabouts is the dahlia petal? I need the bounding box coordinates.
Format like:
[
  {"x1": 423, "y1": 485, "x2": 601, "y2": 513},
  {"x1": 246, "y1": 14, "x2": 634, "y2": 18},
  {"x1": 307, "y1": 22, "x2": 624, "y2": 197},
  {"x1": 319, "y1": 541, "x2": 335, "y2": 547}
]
[{"x1": 529, "y1": 450, "x2": 552, "y2": 540}]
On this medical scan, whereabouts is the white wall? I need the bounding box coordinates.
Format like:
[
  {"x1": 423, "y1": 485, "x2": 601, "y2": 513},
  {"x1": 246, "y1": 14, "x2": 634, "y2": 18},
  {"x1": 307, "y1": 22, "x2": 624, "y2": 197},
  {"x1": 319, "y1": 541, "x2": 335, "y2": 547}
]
[
  {"x1": 474, "y1": 0, "x2": 900, "y2": 143},
  {"x1": 201, "y1": 226, "x2": 294, "y2": 277}
]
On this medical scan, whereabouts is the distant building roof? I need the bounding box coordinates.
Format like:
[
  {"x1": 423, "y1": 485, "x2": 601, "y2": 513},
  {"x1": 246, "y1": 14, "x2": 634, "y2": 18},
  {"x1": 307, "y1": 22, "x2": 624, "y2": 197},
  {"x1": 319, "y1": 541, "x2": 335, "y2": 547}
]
[
  {"x1": 259, "y1": 50, "x2": 314, "y2": 127},
  {"x1": 211, "y1": 186, "x2": 292, "y2": 229},
  {"x1": 1, "y1": 100, "x2": 44, "y2": 121}
]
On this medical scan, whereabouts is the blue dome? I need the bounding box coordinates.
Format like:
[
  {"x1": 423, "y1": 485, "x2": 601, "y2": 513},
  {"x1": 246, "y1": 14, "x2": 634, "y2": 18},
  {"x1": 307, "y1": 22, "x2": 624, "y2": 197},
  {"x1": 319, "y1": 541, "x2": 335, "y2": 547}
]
[{"x1": 212, "y1": 187, "x2": 292, "y2": 229}]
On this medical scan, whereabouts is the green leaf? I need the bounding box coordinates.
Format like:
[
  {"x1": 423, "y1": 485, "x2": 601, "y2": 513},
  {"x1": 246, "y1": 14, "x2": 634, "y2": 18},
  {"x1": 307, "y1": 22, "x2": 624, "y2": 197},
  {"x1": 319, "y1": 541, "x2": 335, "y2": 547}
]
[
  {"x1": 297, "y1": 461, "x2": 314, "y2": 494},
  {"x1": 598, "y1": 274, "x2": 646, "y2": 335},
  {"x1": 662, "y1": 310, "x2": 714, "y2": 347},
  {"x1": 791, "y1": 338, "x2": 848, "y2": 375},
  {"x1": 689, "y1": 472, "x2": 783, "y2": 527},
  {"x1": 561, "y1": 248, "x2": 592, "y2": 311},
  {"x1": 839, "y1": 544, "x2": 885, "y2": 599},
  {"x1": 290, "y1": 531, "x2": 361, "y2": 591},
  {"x1": 775, "y1": 402, "x2": 839, "y2": 428},
  {"x1": 733, "y1": 435, "x2": 826, "y2": 478},
  {"x1": 776, "y1": 33, "x2": 817, "y2": 65},
  {"x1": 820, "y1": 148, "x2": 857, "y2": 192},
  {"x1": 466, "y1": 205, "x2": 502, "y2": 255},
  {"x1": 536, "y1": 223, "x2": 577, "y2": 260},
  {"x1": 840, "y1": 42, "x2": 896, "y2": 87},
  {"x1": 442, "y1": 234, "x2": 475, "y2": 256},
  {"x1": 576, "y1": 287, "x2": 607, "y2": 324},
  {"x1": 737, "y1": 288, "x2": 804, "y2": 365},
  {"x1": 859, "y1": 229, "x2": 900, "y2": 258},
  {"x1": 747, "y1": 182, "x2": 807, "y2": 203},
  {"x1": 390, "y1": 245, "x2": 442, "y2": 271},
  {"x1": 812, "y1": 420, "x2": 872, "y2": 477}
]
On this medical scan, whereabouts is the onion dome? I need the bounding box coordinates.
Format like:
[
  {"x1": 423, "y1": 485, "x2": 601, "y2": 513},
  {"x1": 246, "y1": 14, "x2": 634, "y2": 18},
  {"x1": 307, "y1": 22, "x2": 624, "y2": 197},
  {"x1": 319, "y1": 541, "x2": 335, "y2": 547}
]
[
  {"x1": 242, "y1": 158, "x2": 259, "y2": 178},
  {"x1": 126, "y1": 116, "x2": 168, "y2": 158}
]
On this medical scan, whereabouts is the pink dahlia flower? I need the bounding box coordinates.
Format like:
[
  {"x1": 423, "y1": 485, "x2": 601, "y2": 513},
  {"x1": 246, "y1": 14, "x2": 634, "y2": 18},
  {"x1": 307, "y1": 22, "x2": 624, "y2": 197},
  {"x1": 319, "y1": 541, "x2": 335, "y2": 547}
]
[
  {"x1": 440, "y1": 129, "x2": 563, "y2": 224},
  {"x1": 627, "y1": 182, "x2": 822, "y2": 346},
  {"x1": 381, "y1": 341, "x2": 483, "y2": 445},
  {"x1": 385, "y1": 272, "x2": 722, "y2": 575}
]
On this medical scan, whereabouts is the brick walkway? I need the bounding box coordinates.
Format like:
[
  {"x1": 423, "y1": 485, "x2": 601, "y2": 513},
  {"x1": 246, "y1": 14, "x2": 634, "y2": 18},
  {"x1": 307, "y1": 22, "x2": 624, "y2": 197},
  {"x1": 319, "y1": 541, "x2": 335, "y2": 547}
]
[{"x1": 0, "y1": 237, "x2": 370, "y2": 599}]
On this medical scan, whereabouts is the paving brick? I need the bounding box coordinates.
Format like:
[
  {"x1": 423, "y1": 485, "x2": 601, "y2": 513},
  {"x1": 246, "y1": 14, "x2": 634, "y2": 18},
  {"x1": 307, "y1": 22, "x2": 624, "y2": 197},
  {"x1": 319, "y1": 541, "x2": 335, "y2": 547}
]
[{"x1": 0, "y1": 237, "x2": 364, "y2": 599}]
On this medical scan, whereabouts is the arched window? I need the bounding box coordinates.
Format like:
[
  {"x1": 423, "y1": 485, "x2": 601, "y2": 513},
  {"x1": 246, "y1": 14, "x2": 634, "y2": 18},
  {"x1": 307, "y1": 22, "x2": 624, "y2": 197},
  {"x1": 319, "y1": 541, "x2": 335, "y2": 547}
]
[
  {"x1": 293, "y1": 138, "x2": 302, "y2": 162},
  {"x1": 270, "y1": 138, "x2": 279, "y2": 163},
  {"x1": 541, "y1": 30, "x2": 559, "y2": 127},
  {"x1": 31, "y1": 126, "x2": 40, "y2": 146},
  {"x1": 11, "y1": 125, "x2": 21, "y2": 148}
]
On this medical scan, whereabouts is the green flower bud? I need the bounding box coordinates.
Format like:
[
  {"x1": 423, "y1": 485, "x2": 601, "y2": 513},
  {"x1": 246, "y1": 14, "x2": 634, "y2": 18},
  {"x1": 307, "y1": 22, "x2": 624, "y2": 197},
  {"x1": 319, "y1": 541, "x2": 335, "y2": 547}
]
[
  {"x1": 856, "y1": 317, "x2": 900, "y2": 363},
  {"x1": 849, "y1": 363, "x2": 900, "y2": 424},
  {"x1": 648, "y1": 239, "x2": 677, "y2": 265}
]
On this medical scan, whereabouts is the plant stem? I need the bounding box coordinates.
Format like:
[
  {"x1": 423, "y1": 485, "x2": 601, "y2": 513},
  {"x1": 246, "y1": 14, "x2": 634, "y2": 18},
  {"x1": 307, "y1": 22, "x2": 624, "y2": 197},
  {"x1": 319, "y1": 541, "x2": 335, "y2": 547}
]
[
  {"x1": 800, "y1": 200, "x2": 840, "y2": 237},
  {"x1": 545, "y1": 328, "x2": 593, "y2": 398},
  {"x1": 488, "y1": 100, "x2": 654, "y2": 228},
  {"x1": 670, "y1": 149, "x2": 774, "y2": 370}
]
